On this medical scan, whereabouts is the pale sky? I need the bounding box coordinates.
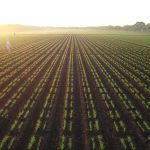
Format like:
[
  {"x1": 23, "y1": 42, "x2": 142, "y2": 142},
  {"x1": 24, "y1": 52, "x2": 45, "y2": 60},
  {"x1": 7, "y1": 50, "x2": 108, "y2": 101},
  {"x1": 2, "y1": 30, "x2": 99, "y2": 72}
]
[{"x1": 0, "y1": 0, "x2": 149, "y2": 27}]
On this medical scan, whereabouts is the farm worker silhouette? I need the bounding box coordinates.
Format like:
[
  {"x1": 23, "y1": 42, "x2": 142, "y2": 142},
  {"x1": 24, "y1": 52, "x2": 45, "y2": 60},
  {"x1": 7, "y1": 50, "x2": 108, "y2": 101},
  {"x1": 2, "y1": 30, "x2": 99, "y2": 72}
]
[{"x1": 6, "y1": 39, "x2": 11, "y2": 52}]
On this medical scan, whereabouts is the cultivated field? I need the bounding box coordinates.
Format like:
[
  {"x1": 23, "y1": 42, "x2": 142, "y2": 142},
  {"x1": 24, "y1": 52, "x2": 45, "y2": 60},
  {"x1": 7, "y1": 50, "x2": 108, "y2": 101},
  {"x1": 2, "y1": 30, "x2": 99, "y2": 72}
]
[{"x1": 0, "y1": 33, "x2": 150, "y2": 150}]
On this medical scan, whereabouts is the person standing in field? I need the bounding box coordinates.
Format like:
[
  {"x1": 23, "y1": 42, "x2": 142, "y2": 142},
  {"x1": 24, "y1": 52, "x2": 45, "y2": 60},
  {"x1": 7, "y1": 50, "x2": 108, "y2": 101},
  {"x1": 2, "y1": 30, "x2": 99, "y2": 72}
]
[{"x1": 6, "y1": 39, "x2": 11, "y2": 52}]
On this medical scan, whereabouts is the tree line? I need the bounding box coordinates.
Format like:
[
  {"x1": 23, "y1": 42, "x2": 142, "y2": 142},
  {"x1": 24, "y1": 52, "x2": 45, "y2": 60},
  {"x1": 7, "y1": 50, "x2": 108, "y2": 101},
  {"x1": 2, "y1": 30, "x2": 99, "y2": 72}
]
[{"x1": 101, "y1": 22, "x2": 150, "y2": 32}]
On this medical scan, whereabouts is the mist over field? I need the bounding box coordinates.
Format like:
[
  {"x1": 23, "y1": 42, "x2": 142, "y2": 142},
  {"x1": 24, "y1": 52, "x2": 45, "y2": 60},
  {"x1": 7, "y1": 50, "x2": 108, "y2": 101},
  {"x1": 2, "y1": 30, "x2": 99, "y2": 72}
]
[{"x1": 0, "y1": 21, "x2": 150, "y2": 33}]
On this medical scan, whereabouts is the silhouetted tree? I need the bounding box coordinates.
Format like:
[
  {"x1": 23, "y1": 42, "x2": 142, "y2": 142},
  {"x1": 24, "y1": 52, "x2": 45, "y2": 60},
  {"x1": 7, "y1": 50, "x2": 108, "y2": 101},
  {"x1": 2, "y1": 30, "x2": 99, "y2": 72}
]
[{"x1": 132, "y1": 22, "x2": 146, "y2": 31}]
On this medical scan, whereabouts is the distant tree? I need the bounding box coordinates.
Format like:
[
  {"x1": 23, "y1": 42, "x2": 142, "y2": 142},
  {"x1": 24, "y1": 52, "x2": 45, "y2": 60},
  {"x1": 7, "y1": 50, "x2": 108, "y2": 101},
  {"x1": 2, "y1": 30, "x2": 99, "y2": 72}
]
[
  {"x1": 133, "y1": 22, "x2": 146, "y2": 31},
  {"x1": 146, "y1": 23, "x2": 150, "y2": 30},
  {"x1": 123, "y1": 25, "x2": 132, "y2": 30},
  {"x1": 106, "y1": 25, "x2": 114, "y2": 30},
  {"x1": 114, "y1": 26, "x2": 122, "y2": 30}
]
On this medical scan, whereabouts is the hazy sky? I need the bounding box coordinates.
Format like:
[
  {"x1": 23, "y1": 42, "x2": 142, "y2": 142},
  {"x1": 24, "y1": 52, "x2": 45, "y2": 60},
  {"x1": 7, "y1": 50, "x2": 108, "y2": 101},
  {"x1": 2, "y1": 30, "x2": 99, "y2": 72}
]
[{"x1": 0, "y1": 0, "x2": 149, "y2": 26}]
